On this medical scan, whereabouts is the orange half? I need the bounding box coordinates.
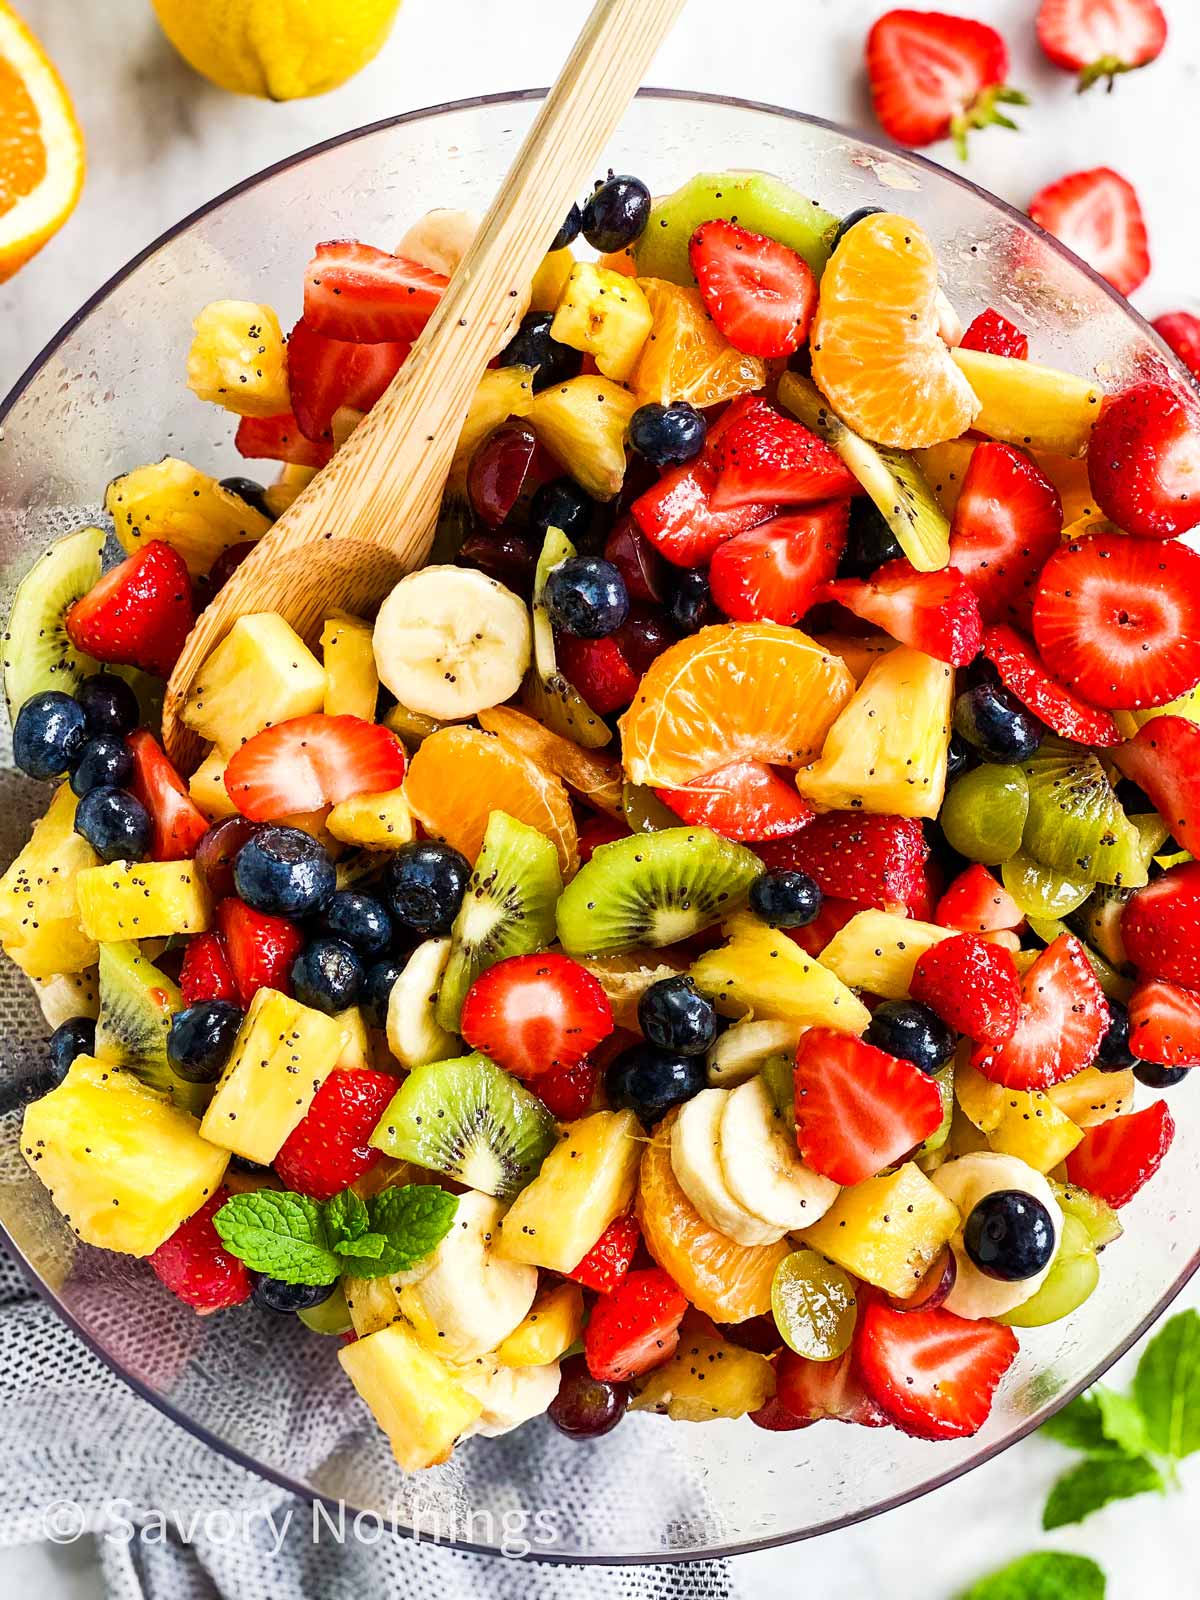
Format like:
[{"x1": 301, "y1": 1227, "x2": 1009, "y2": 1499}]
[{"x1": 0, "y1": 2, "x2": 84, "y2": 282}]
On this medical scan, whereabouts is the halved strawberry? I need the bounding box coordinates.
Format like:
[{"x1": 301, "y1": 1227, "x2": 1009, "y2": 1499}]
[
  {"x1": 759, "y1": 812, "x2": 928, "y2": 911},
  {"x1": 459, "y1": 952, "x2": 613, "y2": 1078},
  {"x1": 235, "y1": 412, "x2": 333, "y2": 469},
  {"x1": 1153, "y1": 312, "x2": 1200, "y2": 385},
  {"x1": 772, "y1": 1346, "x2": 890, "y2": 1429},
  {"x1": 656, "y1": 760, "x2": 814, "y2": 843},
  {"x1": 935, "y1": 863, "x2": 1024, "y2": 934},
  {"x1": 1028, "y1": 168, "x2": 1150, "y2": 296},
  {"x1": 959, "y1": 308, "x2": 1028, "y2": 360},
  {"x1": 793, "y1": 1028, "x2": 944, "y2": 1186},
  {"x1": 782, "y1": 895, "x2": 859, "y2": 957},
  {"x1": 222, "y1": 714, "x2": 407, "y2": 823},
  {"x1": 568, "y1": 1212, "x2": 641, "y2": 1295},
  {"x1": 818, "y1": 558, "x2": 982, "y2": 666},
  {"x1": 1032, "y1": 533, "x2": 1200, "y2": 708},
  {"x1": 179, "y1": 931, "x2": 237, "y2": 1007},
  {"x1": 1064, "y1": 1099, "x2": 1175, "y2": 1207},
  {"x1": 630, "y1": 460, "x2": 772, "y2": 568},
  {"x1": 126, "y1": 730, "x2": 210, "y2": 861},
  {"x1": 286, "y1": 317, "x2": 409, "y2": 443},
  {"x1": 911, "y1": 932, "x2": 1021, "y2": 1045},
  {"x1": 1087, "y1": 380, "x2": 1200, "y2": 539},
  {"x1": 1122, "y1": 862, "x2": 1200, "y2": 989},
  {"x1": 274, "y1": 1067, "x2": 397, "y2": 1201},
  {"x1": 65, "y1": 540, "x2": 193, "y2": 679},
  {"x1": 1037, "y1": 0, "x2": 1167, "y2": 93},
  {"x1": 689, "y1": 218, "x2": 817, "y2": 359},
  {"x1": 981, "y1": 624, "x2": 1120, "y2": 746},
  {"x1": 534, "y1": 1058, "x2": 602, "y2": 1121},
  {"x1": 302, "y1": 240, "x2": 448, "y2": 344},
  {"x1": 148, "y1": 1189, "x2": 252, "y2": 1312},
  {"x1": 216, "y1": 896, "x2": 304, "y2": 1006},
  {"x1": 1112, "y1": 716, "x2": 1200, "y2": 857},
  {"x1": 948, "y1": 442, "x2": 1063, "y2": 627},
  {"x1": 710, "y1": 405, "x2": 858, "y2": 513},
  {"x1": 971, "y1": 932, "x2": 1108, "y2": 1090},
  {"x1": 854, "y1": 1300, "x2": 1018, "y2": 1441},
  {"x1": 583, "y1": 1267, "x2": 688, "y2": 1383},
  {"x1": 1127, "y1": 979, "x2": 1200, "y2": 1068},
  {"x1": 557, "y1": 631, "x2": 640, "y2": 715},
  {"x1": 708, "y1": 501, "x2": 850, "y2": 623}
]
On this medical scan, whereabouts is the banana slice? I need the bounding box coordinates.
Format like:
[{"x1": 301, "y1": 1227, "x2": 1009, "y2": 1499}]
[
  {"x1": 719, "y1": 1076, "x2": 839, "y2": 1232},
  {"x1": 933, "y1": 1152, "x2": 1062, "y2": 1321},
  {"x1": 386, "y1": 937, "x2": 458, "y2": 1068},
  {"x1": 373, "y1": 566, "x2": 531, "y2": 721},
  {"x1": 457, "y1": 1359, "x2": 562, "y2": 1439},
  {"x1": 670, "y1": 1088, "x2": 786, "y2": 1246},
  {"x1": 397, "y1": 209, "x2": 480, "y2": 276},
  {"x1": 706, "y1": 1018, "x2": 802, "y2": 1088}
]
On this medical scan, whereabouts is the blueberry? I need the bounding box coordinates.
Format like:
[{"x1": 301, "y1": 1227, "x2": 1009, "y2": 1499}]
[
  {"x1": 319, "y1": 890, "x2": 393, "y2": 957},
  {"x1": 498, "y1": 312, "x2": 583, "y2": 392},
  {"x1": 544, "y1": 556, "x2": 629, "y2": 639},
  {"x1": 219, "y1": 475, "x2": 273, "y2": 519},
  {"x1": 638, "y1": 977, "x2": 718, "y2": 1057},
  {"x1": 945, "y1": 731, "x2": 971, "y2": 781},
  {"x1": 75, "y1": 672, "x2": 139, "y2": 739},
  {"x1": 666, "y1": 569, "x2": 719, "y2": 633},
  {"x1": 13, "y1": 691, "x2": 87, "y2": 780},
  {"x1": 953, "y1": 682, "x2": 1043, "y2": 764},
  {"x1": 604, "y1": 1042, "x2": 707, "y2": 1124},
  {"x1": 167, "y1": 1001, "x2": 244, "y2": 1083},
  {"x1": 964, "y1": 1189, "x2": 1057, "y2": 1281},
  {"x1": 253, "y1": 1276, "x2": 335, "y2": 1314},
  {"x1": 47, "y1": 1016, "x2": 96, "y2": 1080},
  {"x1": 361, "y1": 957, "x2": 405, "y2": 1028},
  {"x1": 581, "y1": 173, "x2": 651, "y2": 253},
  {"x1": 291, "y1": 938, "x2": 363, "y2": 1015},
  {"x1": 831, "y1": 205, "x2": 886, "y2": 252},
  {"x1": 74, "y1": 786, "x2": 151, "y2": 862},
  {"x1": 1095, "y1": 997, "x2": 1136, "y2": 1071},
  {"x1": 529, "y1": 478, "x2": 594, "y2": 547},
  {"x1": 1134, "y1": 1061, "x2": 1190, "y2": 1088},
  {"x1": 749, "y1": 869, "x2": 823, "y2": 928},
  {"x1": 628, "y1": 402, "x2": 707, "y2": 468},
  {"x1": 549, "y1": 203, "x2": 583, "y2": 253},
  {"x1": 233, "y1": 825, "x2": 336, "y2": 918},
  {"x1": 837, "y1": 500, "x2": 903, "y2": 578},
  {"x1": 69, "y1": 736, "x2": 133, "y2": 797},
  {"x1": 865, "y1": 999, "x2": 956, "y2": 1075},
  {"x1": 383, "y1": 841, "x2": 471, "y2": 935},
  {"x1": 229, "y1": 1153, "x2": 271, "y2": 1176}
]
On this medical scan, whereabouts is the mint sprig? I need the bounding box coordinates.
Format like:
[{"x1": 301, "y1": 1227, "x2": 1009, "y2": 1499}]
[{"x1": 959, "y1": 1551, "x2": 1105, "y2": 1600}]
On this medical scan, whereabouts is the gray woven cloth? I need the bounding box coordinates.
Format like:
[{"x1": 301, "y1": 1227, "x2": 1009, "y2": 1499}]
[{"x1": 0, "y1": 1248, "x2": 735, "y2": 1599}]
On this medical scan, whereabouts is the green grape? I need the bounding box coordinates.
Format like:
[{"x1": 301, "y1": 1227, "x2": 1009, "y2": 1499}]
[
  {"x1": 1002, "y1": 852, "x2": 1093, "y2": 918},
  {"x1": 759, "y1": 1054, "x2": 795, "y2": 1126},
  {"x1": 1130, "y1": 811, "x2": 1170, "y2": 864},
  {"x1": 939, "y1": 765, "x2": 1029, "y2": 863},
  {"x1": 1051, "y1": 1181, "x2": 1124, "y2": 1250},
  {"x1": 621, "y1": 782, "x2": 680, "y2": 833},
  {"x1": 297, "y1": 1282, "x2": 352, "y2": 1336},
  {"x1": 998, "y1": 1216, "x2": 1098, "y2": 1328},
  {"x1": 771, "y1": 1248, "x2": 857, "y2": 1360},
  {"x1": 917, "y1": 1062, "x2": 954, "y2": 1159}
]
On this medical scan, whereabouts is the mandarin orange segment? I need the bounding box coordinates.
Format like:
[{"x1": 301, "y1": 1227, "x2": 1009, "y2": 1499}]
[
  {"x1": 619, "y1": 622, "x2": 856, "y2": 789},
  {"x1": 0, "y1": 2, "x2": 84, "y2": 282},
  {"x1": 810, "y1": 213, "x2": 980, "y2": 450},
  {"x1": 630, "y1": 278, "x2": 767, "y2": 408},
  {"x1": 476, "y1": 705, "x2": 624, "y2": 820},
  {"x1": 403, "y1": 725, "x2": 578, "y2": 876},
  {"x1": 637, "y1": 1112, "x2": 791, "y2": 1323}
]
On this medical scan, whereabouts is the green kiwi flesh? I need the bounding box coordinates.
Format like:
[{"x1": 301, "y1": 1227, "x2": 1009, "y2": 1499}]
[
  {"x1": 94, "y1": 940, "x2": 209, "y2": 1116},
  {"x1": 1067, "y1": 884, "x2": 1133, "y2": 973},
  {"x1": 3, "y1": 526, "x2": 106, "y2": 717},
  {"x1": 633, "y1": 171, "x2": 837, "y2": 284},
  {"x1": 1022, "y1": 739, "x2": 1147, "y2": 888}
]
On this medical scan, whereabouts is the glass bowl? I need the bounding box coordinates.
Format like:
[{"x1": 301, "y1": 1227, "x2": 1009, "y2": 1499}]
[{"x1": 0, "y1": 90, "x2": 1194, "y2": 1565}]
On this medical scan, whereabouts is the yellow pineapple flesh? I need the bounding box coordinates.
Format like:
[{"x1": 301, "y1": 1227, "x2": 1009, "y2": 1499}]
[
  {"x1": 106, "y1": 458, "x2": 272, "y2": 579},
  {"x1": 338, "y1": 1322, "x2": 483, "y2": 1470},
  {"x1": 263, "y1": 464, "x2": 317, "y2": 518},
  {"x1": 631, "y1": 1324, "x2": 775, "y2": 1420},
  {"x1": 321, "y1": 613, "x2": 378, "y2": 720},
  {"x1": 496, "y1": 1282, "x2": 585, "y2": 1367},
  {"x1": 344, "y1": 1273, "x2": 403, "y2": 1338},
  {"x1": 188, "y1": 748, "x2": 238, "y2": 820},
  {"x1": 447, "y1": 365, "x2": 535, "y2": 497},
  {"x1": 0, "y1": 785, "x2": 99, "y2": 978},
  {"x1": 949, "y1": 348, "x2": 1103, "y2": 457},
  {"x1": 550, "y1": 262, "x2": 653, "y2": 382},
  {"x1": 326, "y1": 788, "x2": 415, "y2": 849},
  {"x1": 187, "y1": 300, "x2": 289, "y2": 418},
  {"x1": 527, "y1": 376, "x2": 638, "y2": 500},
  {"x1": 955, "y1": 1059, "x2": 1082, "y2": 1172},
  {"x1": 1046, "y1": 1066, "x2": 1135, "y2": 1127},
  {"x1": 819, "y1": 910, "x2": 953, "y2": 998},
  {"x1": 690, "y1": 913, "x2": 871, "y2": 1032},
  {"x1": 914, "y1": 437, "x2": 978, "y2": 516},
  {"x1": 32, "y1": 968, "x2": 100, "y2": 1029},
  {"x1": 181, "y1": 612, "x2": 326, "y2": 754},
  {"x1": 810, "y1": 631, "x2": 897, "y2": 684},
  {"x1": 530, "y1": 247, "x2": 575, "y2": 313},
  {"x1": 76, "y1": 860, "x2": 211, "y2": 944},
  {"x1": 800, "y1": 1162, "x2": 961, "y2": 1298}
]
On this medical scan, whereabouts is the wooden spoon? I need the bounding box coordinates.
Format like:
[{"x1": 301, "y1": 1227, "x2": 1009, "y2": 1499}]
[{"x1": 162, "y1": 0, "x2": 687, "y2": 765}]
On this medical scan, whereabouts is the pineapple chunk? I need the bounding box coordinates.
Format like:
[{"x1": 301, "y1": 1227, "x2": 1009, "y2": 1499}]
[
  {"x1": 188, "y1": 747, "x2": 238, "y2": 820},
  {"x1": 800, "y1": 1163, "x2": 961, "y2": 1298},
  {"x1": 527, "y1": 376, "x2": 638, "y2": 500},
  {"x1": 1033, "y1": 449, "x2": 1098, "y2": 524},
  {"x1": 949, "y1": 348, "x2": 1103, "y2": 457},
  {"x1": 187, "y1": 300, "x2": 289, "y2": 418},
  {"x1": 334, "y1": 1007, "x2": 372, "y2": 1070},
  {"x1": 339, "y1": 1322, "x2": 482, "y2": 1470},
  {"x1": 76, "y1": 860, "x2": 211, "y2": 943},
  {"x1": 383, "y1": 700, "x2": 443, "y2": 746},
  {"x1": 106, "y1": 458, "x2": 273, "y2": 579},
  {"x1": 181, "y1": 612, "x2": 326, "y2": 754},
  {"x1": 331, "y1": 406, "x2": 364, "y2": 448},
  {"x1": 795, "y1": 646, "x2": 953, "y2": 819},
  {"x1": 0, "y1": 786, "x2": 99, "y2": 978},
  {"x1": 810, "y1": 631, "x2": 897, "y2": 684},
  {"x1": 321, "y1": 613, "x2": 377, "y2": 720},
  {"x1": 200, "y1": 987, "x2": 344, "y2": 1164},
  {"x1": 31, "y1": 968, "x2": 100, "y2": 1029},
  {"x1": 819, "y1": 910, "x2": 953, "y2": 999},
  {"x1": 632, "y1": 1324, "x2": 775, "y2": 1420},
  {"x1": 263, "y1": 464, "x2": 317, "y2": 518},
  {"x1": 496, "y1": 1282, "x2": 585, "y2": 1367},
  {"x1": 550, "y1": 263, "x2": 653, "y2": 382},
  {"x1": 20, "y1": 1057, "x2": 228, "y2": 1256},
  {"x1": 1047, "y1": 1066, "x2": 1135, "y2": 1127},
  {"x1": 690, "y1": 913, "x2": 871, "y2": 1033},
  {"x1": 344, "y1": 1273, "x2": 403, "y2": 1338},
  {"x1": 326, "y1": 788, "x2": 415, "y2": 849},
  {"x1": 447, "y1": 365, "x2": 535, "y2": 496},
  {"x1": 955, "y1": 1060, "x2": 1082, "y2": 1173},
  {"x1": 497, "y1": 1110, "x2": 642, "y2": 1272},
  {"x1": 530, "y1": 247, "x2": 575, "y2": 313},
  {"x1": 914, "y1": 437, "x2": 977, "y2": 516}
]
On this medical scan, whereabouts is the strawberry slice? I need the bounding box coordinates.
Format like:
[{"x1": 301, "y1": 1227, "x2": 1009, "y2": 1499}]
[
  {"x1": 759, "y1": 812, "x2": 928, "y2": 911},
  {"x1": 630, "y1": 459, "x2": 773, "y2": 568},
  {"x1": 1032, "y1": 533, "x2": 1200, "y2": 709},
  {"x1": 772, "y1": 1346, "x2": 890, "y2": 1429},
  {"x1": 1127, "y1": 979, "x2": 1200, "y2": 1068},
  {"x1": 534, "y1": 1058, "x2": 602, "y2": 1121},
  {"x1": 286, "y1": 317, "x2": 409, "y2": 443},
  {"x1": 1122, "y1": 862, "x2": 1200, "y2": 990},
  {"x1": 459, "y1": 952, "x2": 614, "y2": 1078},
  {"x1": 981, "y1": 624, "x2": 1120, "y2": 747},
  {"x1": 274, "y1": 1067, "x2": 397, "y2": 1201},
  {"x1": 959, "y1": 308, "x2": 1029, "y2": 360},
  {"x1": 557, "y1": 631, "x2": 640, "y2": 715},
  {"x1": 126, "y1": 730, "x2": 211, "y2": 861},
  {"x1": 179, "y1": 931, "x2": 237, "y2": 1007},
  {"x1": 793, "y1": 1028, "x2": 945, "y2": 1186},
  {"x1": 819, "y1": 557, "x2": 982, "y2": 666},
  {"x1": 710, "y1": 404, "x2": 857, "y2": 513},
  {"x1": 568, "y1": 1212, "x2": 641, "y2": 1295},
  {"x1": 783, "y1": 895, "x2": 859, "y2": 957},
  {"x1": 1027, "y1": 167, "x2": 1149, "y2": 296},
  {"x1": 708, "y1": 501, "x2": 850, "y2": 623},
  {"x1": 948, "y1": 442, "x2": 1062, "y2": 627},
  {"x1": 911, "y1": 933, "x2": 1021, "y2": 1046},
  {"x1": 1112, "y1": 716, "x2": 1200, "y2": 857},
  {"x1": 688, "y1": 218, "x2": 818, "y2": 359},
  {"x1": 655, "y1": 760, "x2": 814, "y2": 843},
  {"x1": 216, "y1": 896, "x2": 304, "y2": 1006},
  {"x1": 935, "y1": 863, "x2": 1024, "y2": 934},
  {"x1": 223, "y1": 714, "x2": 407, "y2": 823},
  {"x1": 1036, "y1": 0, "x2": 1167, "y2": 93},
  {"x1": 65, "y1": 539, "x2": 194, "y2": 679},
  {"x1": 971, "y1": 932, "x2": 1108, "y2": 1090},
  {"x1": 235, "y1": 412, "x2": 333, "y2": 469},
  {"x1": 1153, "y1": 312, "x2": 1200, "y2": 384},
  {"x1": 302, "y1": 240, "x2": 448, "y2": 344},
  {"x1": 583, "y1": 1267, "x2": 688, "y2": 1383},
  {"x1": 865, "y1": 9, "x2": 1027, "y2": 157},
  {"x1": 148, "y1": 1189, "x2": 252, "y2": 1312},
  {"x1": 1065, "y1": 1099, "x2": 1175, "y2": 1207},
  {"x1": 1086, "y1": 380, "x2": 1200, "y2": 539},
  {"x1": 854, "y1": 1300, "x2": 1018, "y2": 1441}
]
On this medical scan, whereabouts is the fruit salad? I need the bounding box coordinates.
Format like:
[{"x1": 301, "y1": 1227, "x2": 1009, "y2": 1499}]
[{"x1": 5, "y1": 165, "x2": 1200, "y2": 1473}]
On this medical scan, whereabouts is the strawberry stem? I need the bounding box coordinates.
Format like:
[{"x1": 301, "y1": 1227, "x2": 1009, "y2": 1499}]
[
  {"x1": 1077, "y1": 56, "x2": 1133, "y2": 95},
  {"x1": 950, "y1": 85, "x2": 1029, "y2": 162}
]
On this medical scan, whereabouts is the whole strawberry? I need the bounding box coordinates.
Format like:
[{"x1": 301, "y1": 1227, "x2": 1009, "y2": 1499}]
[
  {"x1": 274, "y1": 1067, "x2": 397, "y2": 1201},
  {"x1": 148, "y1": 1189, "x2": 252, "y2": 1312}
]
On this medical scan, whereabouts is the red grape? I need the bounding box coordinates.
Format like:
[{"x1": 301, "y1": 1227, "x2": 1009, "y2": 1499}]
[
  {"x1": 457, "y1": 530, "x2": 538, "y2": 599},
  {"x1": 604, "y1": 515, "x2": 668, "y2": 604},
  {"x1": 195, "y1": 815, "x2": 260, "y2": 900},
  {"x1": 547, "y1": 1355, "x2": 629, "y2": 1439},
  {"x1": 467, "y1": 419, "x2": 538, "y2": 528}
]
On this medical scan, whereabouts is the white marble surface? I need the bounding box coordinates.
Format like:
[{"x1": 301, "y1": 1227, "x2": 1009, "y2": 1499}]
[{"x1": 1, "y1": 0, "x2": 1199, "y2": 1594}]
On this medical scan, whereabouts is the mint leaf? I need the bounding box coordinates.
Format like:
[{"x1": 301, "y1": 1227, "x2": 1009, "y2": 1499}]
[
  {"x1": 1041, "y1": 1394, "x2": 1109, "y2": 1454},
  {"x1": 335, "y1": 1184, "x2": 458, "y2": 1278},
  {"x1": 334, "y1": 1231, "x2": 387, "y2": 1261},
  {"x1": 1134, "y1": 1308, "x2": 1200, "y2": 1460},
  {"x1": 1042, "y1": 1455, "x2": 1164, "y2": 1530},
  {"x1": 214, "y1": 1191, "x2": 339, "y2": 1286},
  {"x1": 959, "y1": 1551, "x2": 1105, "y2": 1600},
  {"x1": 324, "y1": 1189, "x2": 369, "y2": 1246},
  {"x1": 1094, "y1": 1386, "x2": 1151, "y2": 1458}
]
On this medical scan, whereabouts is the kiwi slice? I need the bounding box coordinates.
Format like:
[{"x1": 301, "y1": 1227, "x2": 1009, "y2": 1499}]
[
  {"x1": 3, "y1": 525, "x2": 106, "y2": 717},
  {"x1": 524, "y1": 527, "x2": 611, "y2": 749},
  {"x1": 1021, "y1": 739, "x2": 1147, "y2": 888},
  {"x1": 1130, "y1": 811, "x2": 1170, "y2": 865},
  {"x1": 1068, "y1": 883, "x2": 1133, "y2": 972},
  {"x1": 370, "y1": 1051, "x2": 557, "y2": 1199},
  {"x1": 1051, "y1": 1179, "x2": 1123, "y2": 1251},
  {"x1": 555, "y1": 826, "x2": 760, "y2": 957},
  {"x1": 434, "y1": 810, "x2": 562, "y2": 1031},
  {"x1": 94, "y1": 941, "x2": 209, "y2": 1117},
  {"x1": 633, "y1": 171, "x2": 838, "y2": 284}
]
